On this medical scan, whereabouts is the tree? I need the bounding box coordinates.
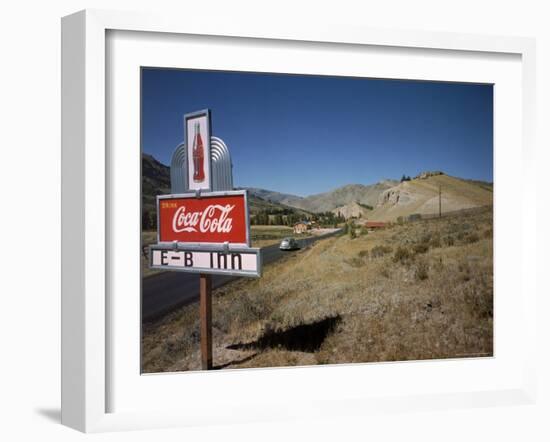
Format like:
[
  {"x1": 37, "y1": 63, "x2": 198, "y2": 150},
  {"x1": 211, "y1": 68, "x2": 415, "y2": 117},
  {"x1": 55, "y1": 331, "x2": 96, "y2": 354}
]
[
  {"x1": 255, "y1": 211, "x2": 270, "y2": 225},
  {"x1": 342, "y1": 223, "x2": 349, "y2": 235},
  {"x1": 142, "y1": 209, "x2": 156, "y2": 230},
  {"x1": 349, "y1": 222, "x2": 357, "y2": 239}
]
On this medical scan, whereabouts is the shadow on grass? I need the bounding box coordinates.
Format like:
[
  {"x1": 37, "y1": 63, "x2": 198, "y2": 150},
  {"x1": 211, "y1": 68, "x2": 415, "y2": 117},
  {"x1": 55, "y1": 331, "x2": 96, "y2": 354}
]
[
  {"x1": 227, "y1": 315, "x2": 341, "y2": 353},
  {"x1": 213, "y1": 353, "x2": 258, "y2": 370}
]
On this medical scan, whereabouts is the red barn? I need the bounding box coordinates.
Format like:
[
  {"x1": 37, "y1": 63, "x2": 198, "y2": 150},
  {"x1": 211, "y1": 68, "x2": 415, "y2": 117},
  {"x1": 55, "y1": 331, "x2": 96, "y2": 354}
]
[{"x1": 365, "y1": 221, "x2": 386, "y2": 230}]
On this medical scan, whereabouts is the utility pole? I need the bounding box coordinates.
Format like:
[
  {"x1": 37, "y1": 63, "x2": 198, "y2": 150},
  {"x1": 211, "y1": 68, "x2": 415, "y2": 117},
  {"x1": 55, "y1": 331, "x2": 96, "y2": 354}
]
[{"x1": 439, "y1": 185, "x2": 442, "y2": 218}]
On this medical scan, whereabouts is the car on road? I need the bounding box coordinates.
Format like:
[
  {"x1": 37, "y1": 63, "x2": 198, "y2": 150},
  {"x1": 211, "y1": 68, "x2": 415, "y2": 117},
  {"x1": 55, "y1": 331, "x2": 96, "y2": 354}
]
[{"x1": 279, "y1": 237, "x2": 300, "y2": 251}]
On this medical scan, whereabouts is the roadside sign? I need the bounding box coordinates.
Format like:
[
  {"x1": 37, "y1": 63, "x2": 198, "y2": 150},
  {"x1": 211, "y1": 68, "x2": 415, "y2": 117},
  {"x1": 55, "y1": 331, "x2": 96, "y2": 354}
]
[
  {"x1": 149, "y1": 109, "x2": 261, "y2": 370},
  {"x1": 157, "y1": 190, "x2": 250, "y2": 246},
  {"x1": 149, "y1": 244, "x2": 262, "y2": 277}
]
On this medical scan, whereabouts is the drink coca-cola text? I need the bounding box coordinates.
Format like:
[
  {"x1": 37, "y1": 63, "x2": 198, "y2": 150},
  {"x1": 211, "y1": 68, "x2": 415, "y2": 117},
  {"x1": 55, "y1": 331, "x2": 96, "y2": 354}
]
[
  {"x1": 172, "y1": 204, "x2": 235, "y2": 233},
  {"x1": 159, "y1": 194, "x2": 248, "y2": 244}
]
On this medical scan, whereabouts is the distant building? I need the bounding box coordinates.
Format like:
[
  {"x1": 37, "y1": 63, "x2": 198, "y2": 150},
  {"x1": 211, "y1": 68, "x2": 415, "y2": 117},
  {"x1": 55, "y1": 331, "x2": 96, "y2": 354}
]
[
  {"x1": 408, "y1": 213, "x2": 422, "y2": 222},
  {"x1": 293, "y1": 221, "x2": 310, "y2": 234},
  {"x1": 365, "y1": 221, "x2": 386, "y2": 230}
]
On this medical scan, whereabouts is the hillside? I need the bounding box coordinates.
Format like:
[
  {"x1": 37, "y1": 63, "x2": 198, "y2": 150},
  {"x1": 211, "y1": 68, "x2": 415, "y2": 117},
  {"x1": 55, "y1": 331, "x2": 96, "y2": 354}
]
[
  {"x1": 142, "y1": 154, "x2": 492, "y2": 225},
  {"x1": 141, "y1": 154, "x2": 312, "y2": 227},
  {"x1": 331, "y1": 201, "x2": 372, "y2": 219},
  {"x1": 286, "y1": 181, "x2": 397, "y2": 213},
  {"x1": 244, "y1": 192, "x2": 312, "y2": 218},
  {"x1": 368, "y1": 173, "x2": 493, "y2": 221},
  {"x1": 246, "y1": 188, "x2": 303, "y2": 207},
  {"x1": 142, "y1": 153, "x2": 171, "y2": 212},
  {"x1": 142, "y1": 206, "x2": 493, "y2": 372},
  {"x1": 249, "y1": 182, "x2": 396, "y2": 214},
  {"x1": 465, "y1": 179, "x2": 494, "y2": 192}
]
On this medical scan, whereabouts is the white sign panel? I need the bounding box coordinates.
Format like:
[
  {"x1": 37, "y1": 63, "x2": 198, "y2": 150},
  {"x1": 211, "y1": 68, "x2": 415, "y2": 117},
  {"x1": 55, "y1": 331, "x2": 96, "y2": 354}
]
[
  {"x1": 185, "y1": 109, "x2": 212, "y2": 191},
  {"x1": 150, "y1": 246, "x2": 261, "y2": 277}
]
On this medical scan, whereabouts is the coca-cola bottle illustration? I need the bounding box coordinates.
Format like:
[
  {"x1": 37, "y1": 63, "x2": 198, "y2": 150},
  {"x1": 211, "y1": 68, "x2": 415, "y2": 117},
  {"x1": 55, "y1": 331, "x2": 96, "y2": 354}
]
[{"x1": 192, "y1": 121, "x2": 205, "y2": 182}]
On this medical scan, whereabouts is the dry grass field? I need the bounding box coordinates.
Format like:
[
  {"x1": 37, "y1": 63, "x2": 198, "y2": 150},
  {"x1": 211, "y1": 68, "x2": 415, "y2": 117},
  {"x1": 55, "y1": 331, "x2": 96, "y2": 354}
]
[{"x1": 142, "y1": 206, "x2": 493, "y2": 372}]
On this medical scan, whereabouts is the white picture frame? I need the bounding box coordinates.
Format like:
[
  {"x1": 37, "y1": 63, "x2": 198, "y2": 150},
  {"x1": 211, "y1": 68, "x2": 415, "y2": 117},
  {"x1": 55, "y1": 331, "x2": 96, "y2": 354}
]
[{"x1": 61, "y1": 9, "x2": 537, "y2": 433}]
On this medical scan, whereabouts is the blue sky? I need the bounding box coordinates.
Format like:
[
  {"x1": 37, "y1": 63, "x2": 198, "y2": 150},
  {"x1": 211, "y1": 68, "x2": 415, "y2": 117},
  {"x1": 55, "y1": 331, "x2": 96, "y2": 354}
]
[{"x1": 142, "y1": 68, "x2": 493, "y2": 197}]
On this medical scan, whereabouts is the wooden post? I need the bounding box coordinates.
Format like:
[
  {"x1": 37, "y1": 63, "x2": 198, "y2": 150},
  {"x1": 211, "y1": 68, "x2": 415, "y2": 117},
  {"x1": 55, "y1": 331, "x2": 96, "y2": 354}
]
[{"x1": 199, "y1": 273, "x2": 213, "y2": 370}]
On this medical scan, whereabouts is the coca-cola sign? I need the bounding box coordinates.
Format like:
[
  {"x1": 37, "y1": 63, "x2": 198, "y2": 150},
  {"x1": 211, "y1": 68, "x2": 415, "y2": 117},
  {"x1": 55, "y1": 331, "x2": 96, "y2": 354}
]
[{"x1": 157, "y1": 191, "x2": 249, "y2": 245}]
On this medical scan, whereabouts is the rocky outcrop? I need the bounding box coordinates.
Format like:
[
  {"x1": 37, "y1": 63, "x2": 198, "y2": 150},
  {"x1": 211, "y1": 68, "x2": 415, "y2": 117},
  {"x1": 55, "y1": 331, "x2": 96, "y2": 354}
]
[
  {"x1": 285, "y1": 181, "x2": 398, "y2": 213},
  {"x1": 367, "y1": 173, "x2": 493, "y2": 222},
  {"x1": 331, "y1": 201, "x2": 372, "y2": 219},
  {"x1": 415, "y1": 171, "x2": 444, "y2": 180},
  {"x1": 377, "y1": 186, "x2": 414, "y2": 207}
]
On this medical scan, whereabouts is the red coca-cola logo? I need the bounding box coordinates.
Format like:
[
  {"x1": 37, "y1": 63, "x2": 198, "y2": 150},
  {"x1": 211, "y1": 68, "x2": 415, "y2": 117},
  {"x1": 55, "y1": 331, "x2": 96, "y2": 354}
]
[
  {"x1": 158, "y1": 194, "x2": 248, "y2": 244},
  {"x1": 172, "y1": 204, "x2": 234, "y2": 233}
]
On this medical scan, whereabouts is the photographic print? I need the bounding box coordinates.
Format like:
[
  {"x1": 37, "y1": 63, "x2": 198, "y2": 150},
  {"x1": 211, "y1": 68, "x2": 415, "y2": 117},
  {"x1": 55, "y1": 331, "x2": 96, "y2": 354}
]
[{"x1": 141, "y1": 68, "x2": 493, "y2": 373}]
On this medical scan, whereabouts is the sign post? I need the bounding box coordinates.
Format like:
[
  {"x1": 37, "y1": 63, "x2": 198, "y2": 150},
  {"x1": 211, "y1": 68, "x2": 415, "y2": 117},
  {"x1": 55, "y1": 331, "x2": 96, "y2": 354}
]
[
  {"x1": 199, "y1": 273, "x2": 212, "y2": 370},
  {"x1": 149, "y1": 109, "x2": 261, "y2": 370}
]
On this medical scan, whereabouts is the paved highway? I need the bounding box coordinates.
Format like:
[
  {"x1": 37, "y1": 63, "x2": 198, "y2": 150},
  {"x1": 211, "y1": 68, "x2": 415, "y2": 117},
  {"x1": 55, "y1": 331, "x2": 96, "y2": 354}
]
[{"x1": 142, "y1": 229, "x2": 340, "y2": 322}]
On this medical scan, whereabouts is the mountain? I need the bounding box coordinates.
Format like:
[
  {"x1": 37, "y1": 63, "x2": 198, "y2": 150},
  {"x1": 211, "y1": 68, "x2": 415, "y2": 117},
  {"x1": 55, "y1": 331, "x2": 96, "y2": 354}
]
[
  {"x1": 142, "y1": 153, "x2": 171, "y2": 213},
  {"x1": 286, "y1": 181, "x2": 398, "y2": 213},
  {"x1": 142, "y1": 154, "x2": 395, "y2": 217},
  {"x1": 141, "y1": 153, "x2": 397, "y2": 216},
  {"x1": 141, "y1": 154, "x2": 311, "y2": 221},
  {"x1": 141, "y1": 154, "x2": 492, "y2": 225},
  {"x1": 367, "y1": 172, "x2": 493, "y2": 221},
  {"x1": 247, "y1": 182, "x2": 397, "y2": 214},
  {"x1": 331, "y1": 201, "x2": 373, "y2": 220},
  {"x1": 245, "y1": 188, "x2": 303, "y2": 207},
  {"x1": 244, "y1": 193, "x2": 312, "y2": 217}
]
